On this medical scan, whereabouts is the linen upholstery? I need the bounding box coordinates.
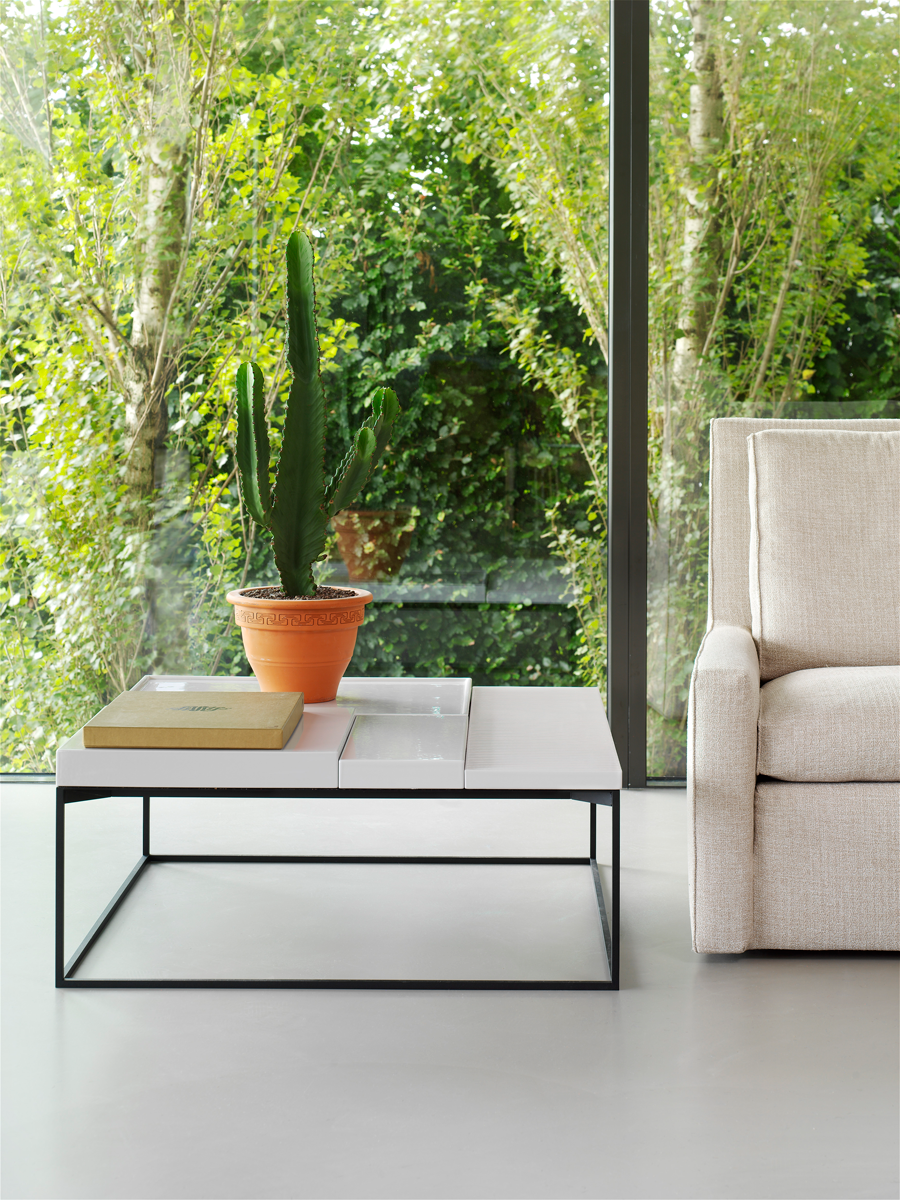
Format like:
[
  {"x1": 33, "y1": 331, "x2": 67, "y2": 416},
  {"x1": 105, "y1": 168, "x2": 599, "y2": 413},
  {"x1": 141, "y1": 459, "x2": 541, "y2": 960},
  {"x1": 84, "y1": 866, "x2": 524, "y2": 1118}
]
[
  {"x1": 747, "y1": 429, "x2": 900, "y2": 680},
  {"x1": 707, "y1": 418, "x2": 899, "y2": 630},
  {"x1": 758, "y1": 665, "x2": 900, "y2": 782},
  {"x1": 690, "y1": 418, "x2": 900, "y2": 954},
  {"x1": 688, "y1": 624, "x2": 759, "y2": 953},
  {"x1": 752, "y1": 782, "x2": 900, "y2": 950}
]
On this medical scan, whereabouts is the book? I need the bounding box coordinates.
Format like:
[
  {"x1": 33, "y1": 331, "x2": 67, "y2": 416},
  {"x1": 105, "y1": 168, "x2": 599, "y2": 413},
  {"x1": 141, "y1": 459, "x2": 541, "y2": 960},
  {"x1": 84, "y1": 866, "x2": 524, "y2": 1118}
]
[{"x1": 82, "y1": 690, "x2": 304, "y2": 750}]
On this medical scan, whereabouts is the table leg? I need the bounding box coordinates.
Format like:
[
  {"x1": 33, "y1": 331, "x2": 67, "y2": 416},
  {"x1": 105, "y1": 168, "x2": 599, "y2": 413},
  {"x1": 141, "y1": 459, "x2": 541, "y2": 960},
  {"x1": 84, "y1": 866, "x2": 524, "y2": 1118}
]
[
  {"x1": 56, "y1": 786, "x2": 620, "y2": 990},
  {"x1": 55, "y1": 787, "x2": 66, "y2": 988},
  {"x1": 57, "y1": 789, "x2": 150, "y2": 984},
  {"x1": 612, "y1": 790, "x2": 620, "y2": 988}
]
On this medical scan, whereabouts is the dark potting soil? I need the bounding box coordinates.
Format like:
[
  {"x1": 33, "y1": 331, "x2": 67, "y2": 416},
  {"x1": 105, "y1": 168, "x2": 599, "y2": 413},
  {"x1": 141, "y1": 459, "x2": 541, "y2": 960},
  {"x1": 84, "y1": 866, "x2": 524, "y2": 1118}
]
[{"x1": 240, "y1": 585, "x2": 358, "y2": 601}]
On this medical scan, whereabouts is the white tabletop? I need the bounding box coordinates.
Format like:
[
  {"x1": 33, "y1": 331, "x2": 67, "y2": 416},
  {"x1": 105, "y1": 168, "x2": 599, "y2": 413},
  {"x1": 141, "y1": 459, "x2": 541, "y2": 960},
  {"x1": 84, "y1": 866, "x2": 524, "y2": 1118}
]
[
  {"x1": 56, "y1": 676, "x2": 621, "y2": 792},
  {"x1": 464, "y1": 686, "x2": 622, "y2": 790}
]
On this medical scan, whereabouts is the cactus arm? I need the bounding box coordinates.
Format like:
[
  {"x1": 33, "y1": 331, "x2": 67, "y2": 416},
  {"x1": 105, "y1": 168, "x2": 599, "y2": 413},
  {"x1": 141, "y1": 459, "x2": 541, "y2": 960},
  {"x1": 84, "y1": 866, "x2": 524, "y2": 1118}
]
[
  {"x1": 327, "y1": 427, "x2": 376, "y2": 516},
  {"x1": 328, "y1": 387, "x2": 401, "y2": 515},
  {"x1": 366, "y1": 387, "x2": 400, "y2": 463},
  {"x1": 271, "y1": 231, "x2": 328, "y2": 597},
  {"x1": 235, "y1": 361, "x2": 272, "y2": 530}
]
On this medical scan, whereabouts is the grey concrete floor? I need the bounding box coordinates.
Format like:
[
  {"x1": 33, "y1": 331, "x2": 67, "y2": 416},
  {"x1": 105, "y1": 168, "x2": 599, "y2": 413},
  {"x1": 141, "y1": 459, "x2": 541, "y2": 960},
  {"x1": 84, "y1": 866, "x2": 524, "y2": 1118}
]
[{"x1": 1, "y1": 781, "x2": 897, "y2": 1200}]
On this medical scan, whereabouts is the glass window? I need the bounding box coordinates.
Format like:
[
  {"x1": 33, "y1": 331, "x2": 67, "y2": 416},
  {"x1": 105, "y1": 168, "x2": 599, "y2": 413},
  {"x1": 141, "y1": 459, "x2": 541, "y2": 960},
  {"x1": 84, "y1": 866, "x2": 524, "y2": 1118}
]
[
  {"x1": 1, "y1": 2, "x2": 610, "y2": 771},
  {"x1": 646, "y1": 0, "x2": 900, "y2": 779}
]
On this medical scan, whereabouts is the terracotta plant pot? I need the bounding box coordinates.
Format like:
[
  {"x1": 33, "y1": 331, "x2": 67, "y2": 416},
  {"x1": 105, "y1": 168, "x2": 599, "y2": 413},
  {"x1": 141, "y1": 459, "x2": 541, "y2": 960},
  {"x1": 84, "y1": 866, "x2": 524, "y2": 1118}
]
[
  {"x1": 226, "y1": 588, "x2": 373, "y2": 702},
  {"x1": 331, "y1": 509, "x2": 416, "y2": 582}
]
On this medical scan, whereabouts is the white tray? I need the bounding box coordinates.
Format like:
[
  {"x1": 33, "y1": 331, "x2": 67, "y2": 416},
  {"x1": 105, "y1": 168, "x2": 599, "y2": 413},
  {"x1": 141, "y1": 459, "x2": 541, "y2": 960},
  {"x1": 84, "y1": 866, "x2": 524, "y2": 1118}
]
[{"x1": 339, "y1": 714, "x2": 468, "y2": 789}]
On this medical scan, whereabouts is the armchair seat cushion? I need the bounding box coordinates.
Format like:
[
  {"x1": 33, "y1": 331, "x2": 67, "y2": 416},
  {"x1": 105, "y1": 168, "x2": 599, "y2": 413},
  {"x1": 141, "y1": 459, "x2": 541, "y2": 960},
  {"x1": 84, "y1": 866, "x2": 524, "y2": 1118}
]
[{"x1": 758, "y1": 665, "x2": 900, "y2": 782}]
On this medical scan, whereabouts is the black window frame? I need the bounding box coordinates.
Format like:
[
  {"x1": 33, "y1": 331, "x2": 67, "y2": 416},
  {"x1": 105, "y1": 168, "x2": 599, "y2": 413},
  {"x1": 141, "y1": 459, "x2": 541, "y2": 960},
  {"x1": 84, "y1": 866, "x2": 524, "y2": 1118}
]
[{"x1": 607, "y1": 0, "x2": 649, "y2": 788}]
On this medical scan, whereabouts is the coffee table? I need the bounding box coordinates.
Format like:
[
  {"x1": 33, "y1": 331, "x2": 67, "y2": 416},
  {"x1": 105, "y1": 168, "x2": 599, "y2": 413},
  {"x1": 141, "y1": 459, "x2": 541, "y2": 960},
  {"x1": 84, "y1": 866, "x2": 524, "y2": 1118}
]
[{"x1": 55, "y1": 678, "x2": 621, "y2": 990}]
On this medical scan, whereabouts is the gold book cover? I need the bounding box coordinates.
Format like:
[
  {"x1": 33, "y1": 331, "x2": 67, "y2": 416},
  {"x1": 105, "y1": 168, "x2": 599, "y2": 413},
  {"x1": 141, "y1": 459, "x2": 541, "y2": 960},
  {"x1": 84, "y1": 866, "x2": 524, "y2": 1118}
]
[{"x1": 82, "y1": 690, "x2": 304, "y2": 750}]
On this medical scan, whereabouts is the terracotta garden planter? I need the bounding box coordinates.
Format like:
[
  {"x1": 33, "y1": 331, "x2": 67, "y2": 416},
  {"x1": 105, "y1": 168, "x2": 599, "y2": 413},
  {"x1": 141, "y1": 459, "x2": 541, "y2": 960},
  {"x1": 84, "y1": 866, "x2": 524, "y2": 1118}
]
[
  {"x1": 331, "y1": 509, "x2": 416, "y2": 582},
  {"x1": 226, "y1": 587, "x2": 373, "y2": 702}
]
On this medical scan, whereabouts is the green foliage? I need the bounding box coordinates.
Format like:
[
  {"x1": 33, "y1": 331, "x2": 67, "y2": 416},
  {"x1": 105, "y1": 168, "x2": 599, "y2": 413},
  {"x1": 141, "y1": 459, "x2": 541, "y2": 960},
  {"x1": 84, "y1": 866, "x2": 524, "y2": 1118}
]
[
  {"x1": 352, "y1": 603, "x2": 578, "y2": 688},
  {"x1": 0, "y1": 0, "x2": 382, "y2": 765},
  {"x1": 0, "y1": 0, "x2": 591, "y2": 769},
  {"x1": 235, "y1": 231, "x2": 400, "y2": 597},
  {"x1": 643, "y1": 0, "x2": 900, "y2": 775},
  {"x1": 381, "y1": 0, "x2": 899, "y2": 776},
  {"x1": 0, "y1": 347, "x2": 152, "y2": 768},
  {"x1": 806, "y1": 193, "x2": 900, "y2": 413},
  {"x1": 2, "y1": 0, "x2": 898, "y2": 781}
]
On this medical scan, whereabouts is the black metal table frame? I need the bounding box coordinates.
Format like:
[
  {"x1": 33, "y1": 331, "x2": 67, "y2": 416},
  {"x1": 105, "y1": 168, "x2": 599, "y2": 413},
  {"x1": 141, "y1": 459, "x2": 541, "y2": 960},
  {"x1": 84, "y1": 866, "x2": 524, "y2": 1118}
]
[{"x1": 56, "y1": 785, "x2": 619, "y2": 990}]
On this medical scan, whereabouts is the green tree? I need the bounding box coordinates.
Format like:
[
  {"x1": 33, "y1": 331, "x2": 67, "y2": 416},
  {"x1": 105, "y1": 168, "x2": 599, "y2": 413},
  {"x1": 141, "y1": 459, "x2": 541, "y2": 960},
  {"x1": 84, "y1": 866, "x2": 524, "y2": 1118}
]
[
  {"x1": 378, "y1": 0, "x2": 612, "y2": 685},
  {"x1": 379, "y1": 0, "x2": 898, "y2": 772},
  {"x1": 0, "y1": 0, "x2": 373, "y2": 766},
  {"x1": 1, "y1": 0, "x2": 594, "y2": 768},
  {"x1": 3, "y1": 0, "x2": 897, "y2": 776},
  {"x1": 646, "y1": 0, "x2": 899, "y2": 772}
]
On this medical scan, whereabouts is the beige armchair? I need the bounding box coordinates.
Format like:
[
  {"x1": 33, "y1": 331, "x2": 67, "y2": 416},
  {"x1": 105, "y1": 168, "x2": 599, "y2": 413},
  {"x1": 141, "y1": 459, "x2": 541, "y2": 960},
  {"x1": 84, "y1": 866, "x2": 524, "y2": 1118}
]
[{"x1": 687, "y1": 418, "x2": 900, "y2": 953}]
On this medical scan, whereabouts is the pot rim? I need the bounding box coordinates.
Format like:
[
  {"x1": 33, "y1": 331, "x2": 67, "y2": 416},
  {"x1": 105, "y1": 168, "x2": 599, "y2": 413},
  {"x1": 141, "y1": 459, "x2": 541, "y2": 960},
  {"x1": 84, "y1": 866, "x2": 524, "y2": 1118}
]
[{"x1": 226, "y1": 587, "x2": 373, "y2": 610}]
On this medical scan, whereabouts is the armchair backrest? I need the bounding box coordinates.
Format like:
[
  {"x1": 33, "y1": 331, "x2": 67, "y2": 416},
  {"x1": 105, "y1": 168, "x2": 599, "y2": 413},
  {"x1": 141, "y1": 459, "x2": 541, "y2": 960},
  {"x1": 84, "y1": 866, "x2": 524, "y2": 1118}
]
[{"x1": 707, "y1": 418, "x2": 900, "y2": 631}]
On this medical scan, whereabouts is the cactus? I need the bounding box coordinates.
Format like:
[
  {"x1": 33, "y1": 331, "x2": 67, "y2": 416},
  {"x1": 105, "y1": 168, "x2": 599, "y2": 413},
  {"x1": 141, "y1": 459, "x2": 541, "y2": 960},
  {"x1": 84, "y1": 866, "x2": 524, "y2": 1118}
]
[{"x1": 235, "y1": 231, "x2": 400, "y2": 597}]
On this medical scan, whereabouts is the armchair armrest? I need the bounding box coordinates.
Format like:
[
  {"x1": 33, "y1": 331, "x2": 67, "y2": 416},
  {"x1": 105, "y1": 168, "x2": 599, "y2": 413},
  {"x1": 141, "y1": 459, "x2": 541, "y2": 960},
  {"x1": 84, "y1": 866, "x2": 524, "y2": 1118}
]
[{"x1": 688, "y1": 624, "x2": 760, "y2": 952}]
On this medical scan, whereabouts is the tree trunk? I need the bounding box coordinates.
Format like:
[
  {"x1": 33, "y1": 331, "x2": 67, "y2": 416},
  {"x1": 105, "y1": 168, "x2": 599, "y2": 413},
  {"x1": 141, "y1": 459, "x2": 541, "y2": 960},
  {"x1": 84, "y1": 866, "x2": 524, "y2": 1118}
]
[
  {"x1": 669, "y1": 0, "x2": 724, "y2": 405},
  {"x1": 647, "y1": 0, "x2": 724, "y2": 770},
  {"x1": 124, "y1": 131, "x2": 189, "y2": 504},
  {"x1": 123, "y1": 121, "x2": 190, "y2": 674}
]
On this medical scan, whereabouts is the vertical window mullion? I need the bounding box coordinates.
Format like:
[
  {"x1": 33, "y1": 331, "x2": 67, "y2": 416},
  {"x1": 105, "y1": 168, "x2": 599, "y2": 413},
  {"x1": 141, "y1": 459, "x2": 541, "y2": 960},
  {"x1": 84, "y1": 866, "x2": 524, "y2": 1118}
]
[{"x1": 607, "y1": 0, "x2": 649, "y2": 788}]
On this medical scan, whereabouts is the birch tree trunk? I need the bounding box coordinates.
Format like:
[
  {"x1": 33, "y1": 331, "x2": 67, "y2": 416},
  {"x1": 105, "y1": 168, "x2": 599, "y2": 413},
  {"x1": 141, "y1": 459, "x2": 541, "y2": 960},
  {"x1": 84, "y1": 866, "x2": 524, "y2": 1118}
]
[
  {"x1": 647, "y1": 0, "x2": 724, "y2": 769},
  {"x1": 669, "y1": 0, "x2": 724, "y2": 406},
  {"x1": 115, "y1": 10, "x2": 193, "y2": 674},
  {"x1": 124, "y1": 131, "x2": 188, "y2": 503}
]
